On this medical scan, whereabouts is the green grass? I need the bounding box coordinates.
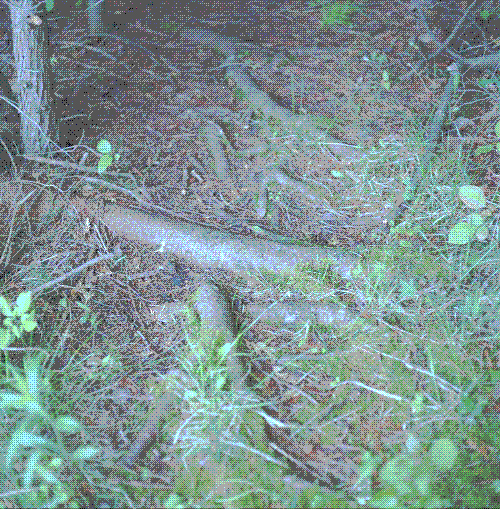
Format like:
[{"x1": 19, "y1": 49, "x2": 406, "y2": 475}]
[
  {"x1": 1, "y1": 5, "x2": 500, "y2": 507},
  {"x1": 2, "y1": 127, "x2": 499, "y2": 506}
]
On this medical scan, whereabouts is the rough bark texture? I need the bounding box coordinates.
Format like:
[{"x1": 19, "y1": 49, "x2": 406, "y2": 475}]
[
  {"x1": 94, "y1": 203, "x2": 362, "y2": 287},
  {"x1": 11, "y1": 1, "x2": 52, "y2": 159}
]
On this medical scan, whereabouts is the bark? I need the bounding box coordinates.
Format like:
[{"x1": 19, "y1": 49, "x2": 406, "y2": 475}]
[
  {"x1": 10, "y1": 1, "x2": 53, "y2": 159},
  {"x1": 92, "y1": 203, "x2": 363, "y2": 289}
]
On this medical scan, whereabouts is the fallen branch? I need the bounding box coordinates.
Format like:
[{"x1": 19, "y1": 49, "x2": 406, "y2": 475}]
[
  {"x1": 150, "y1": 299, "x2": 366, "y2": 331},
  {"x1": 178, "y1": 28, "x2": 370, "y2": 164},
  {"x1": 89, "y1": 203, "x2": 365, "y2": 291}
]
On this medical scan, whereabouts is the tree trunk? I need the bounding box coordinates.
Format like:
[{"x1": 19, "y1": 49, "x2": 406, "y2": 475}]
[{"x1": 10, "y1": 0, "x2": 53, "y2": 163}]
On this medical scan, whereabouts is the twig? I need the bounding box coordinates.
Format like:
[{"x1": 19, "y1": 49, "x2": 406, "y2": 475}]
[
  {"x1": 29, "y1": 248, "x2": 121, "y2": 296},
  {"x1": 400, "y1": 0, "x2": 477, "y2": 81}
]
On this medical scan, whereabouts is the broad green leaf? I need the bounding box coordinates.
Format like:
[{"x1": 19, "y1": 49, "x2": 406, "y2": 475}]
[
  {"x1": 73, "y1": 447, "x2": 99, "y2": 460},
  {"x1": 98, "y1": 154, "x2": 113, "y2": 173},
  {"x1": 458, "y1": 185, "x2": 486, "y2": 209},
  {"x1": 164, "y1": 494, "x2": 183, "y2": 508},
  {"x1": 0, "y1": 393, "x2": 29, "y2": 409},
  {"x1": 54, "y1": 416, "x2": 81, "y2": 433},
  {"x1": 464, "y1": 213, "x2": 483, "y2": 226},
  {"x1": 430, "y1": 438, "x2": 458, "y2": 470},
  {"x1": 394, "y1": 481, "x2": 412, "y2": 496},
  {"x1": 15, "y1": 291, "x2": 32, "y2": 315},
  {"x1": 21, "y1": 319, "x2": 38, "y2": 332},
  {"x1": 218, "y1": 340, "x2": 236, "y2": 360},
  {"x1": 215, "y1": 375, "x2": 226, "y2": 391},
  {"x1": 23, "y1": 397, "x2": 48, "y2": 417},
  {"x1": 7, "y1": 429, "x2": 51, "y2": 468},
  {"x1": 379, "y1": 453, "x2": 414, "y2": 485},
  {"x1": 330, "y1": 169, "x2": 344, "y2": 178},
  {"x1": 96, "y1": 139, "x2": 112, "y2": 154},
  {"x1": 405, "y1": 433, "x2": 420, "y2": 453},
  {"x1": 49, "y1": 457, "x2": 62, "y2": 468},
  {"x1": 448, "y1": 222, "x2": 474, "y2": 244}
]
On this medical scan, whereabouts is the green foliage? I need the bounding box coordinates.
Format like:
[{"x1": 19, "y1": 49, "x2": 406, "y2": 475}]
[
  {"x1": 297, "y1": 487, "x2": 350, "y2": 508},
  {"x1": 318, "y1": 0, "x2": 359, "y2": 27},
  {"x1": 159, "y1": 17, "x2": 180, "y2": 34},
  {"x1": 361, "y1": 440, "x2": 456, "y2": 508},
  {"x1": 0, "y1": 353, "x2": 94, "y2": 508},
  {"x1": 0, "y1": 291, "x2": 38, "y2": 348},
  {"x1": 432, "y1": 423, "x2": 500, "y2": 508},
  {"x1": 362, "y1": 423, "x2": 500, "y2": 509},
  {"x1": 430, "y1": 439, "x2": 458, "y2": 470},
  {"x1": 3, "y1": 47, "x2": 500, "y2": 508},
  {"x1": 479, "y1": 7, "x2": 500, "y2": 21}
]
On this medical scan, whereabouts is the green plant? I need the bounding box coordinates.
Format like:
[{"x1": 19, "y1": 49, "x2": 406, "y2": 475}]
[
  {"x1": 96, "y1": 138, "x2": 122, "y2": 173},
  {"x1": 0, "y1": 291, "x2": 101, "y2": 507},
  {"x1": 0, "y1": 353, "x2": 98, "y2": 508},
  {"x1": 159, "y1": 17, "x2": 179, "y2": 34},
  {"x1": 320, "y1": 0, "x2": 359, "y2": 27},
  {"x1": 0, "y1": 291, "x2": 38, "y2": 349},
  {"x1": 357, "y1": 437, "x2": 459, "y2": 508},
  {"x1": 473, "y1": 118, "x2": 500, "y2": 155},
  {"x1": 479, "y1": 6, "x2": 500, "y2": 21},
  {"x1": 448, "y1": 186, "x2": 490, "y2": 245}
]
